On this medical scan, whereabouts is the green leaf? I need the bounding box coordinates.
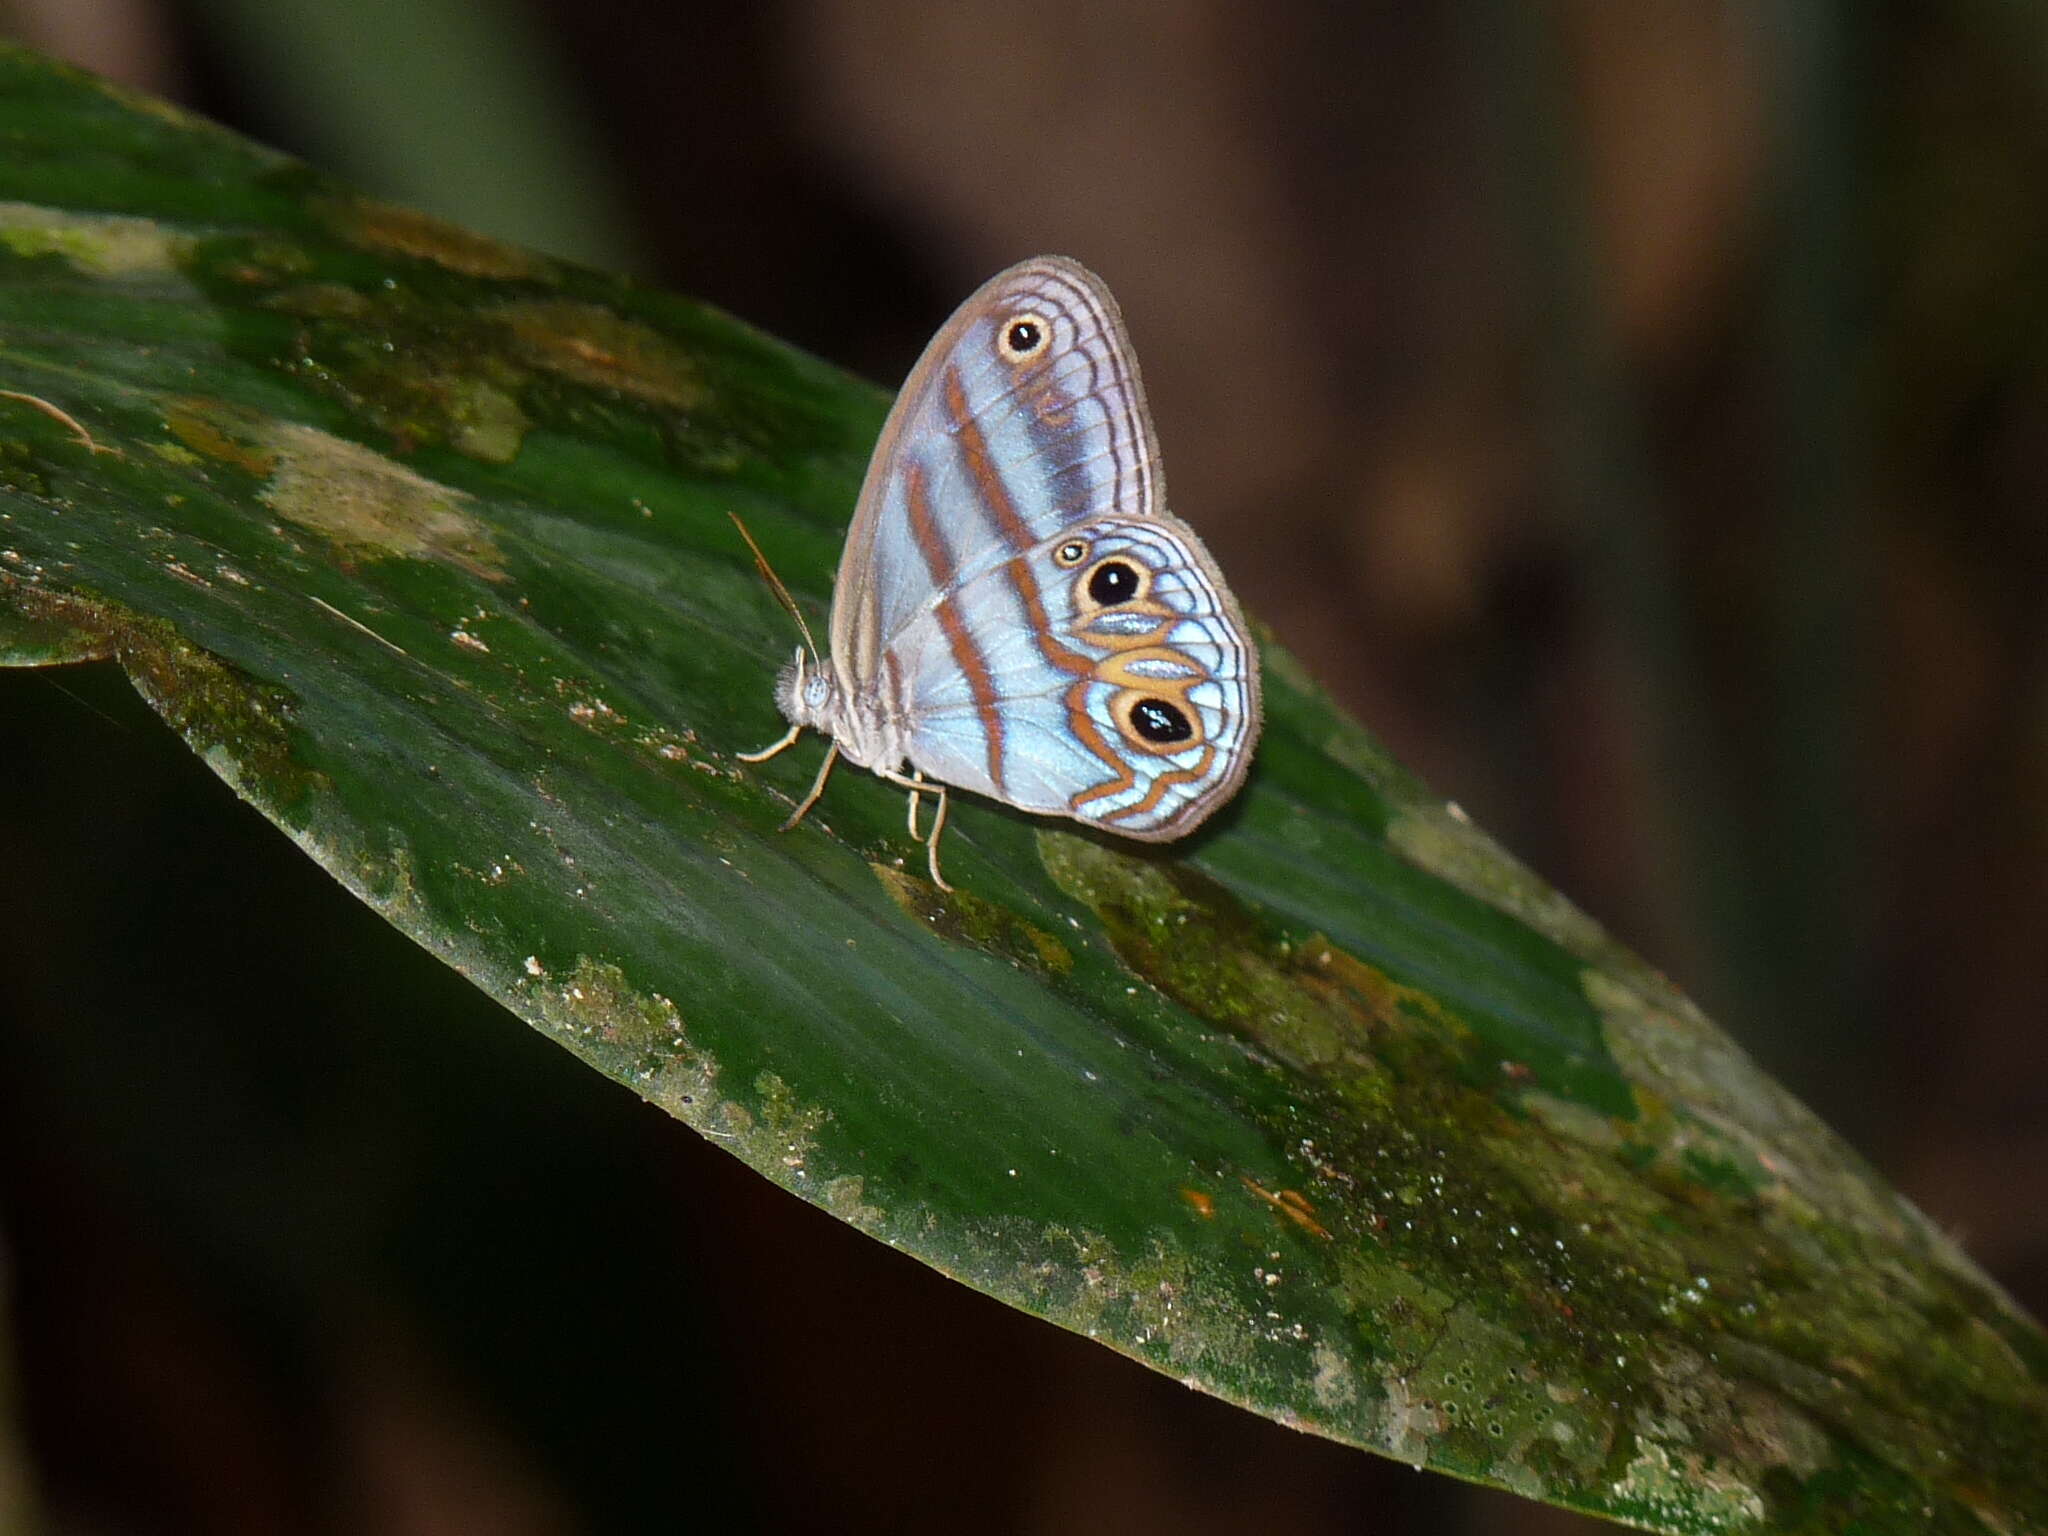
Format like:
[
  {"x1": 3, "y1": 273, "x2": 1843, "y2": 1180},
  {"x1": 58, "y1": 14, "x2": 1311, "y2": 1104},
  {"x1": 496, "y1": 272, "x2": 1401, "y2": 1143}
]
[{"x1": 0, "y1": 45, "x2": 2040, "y2": 1534}]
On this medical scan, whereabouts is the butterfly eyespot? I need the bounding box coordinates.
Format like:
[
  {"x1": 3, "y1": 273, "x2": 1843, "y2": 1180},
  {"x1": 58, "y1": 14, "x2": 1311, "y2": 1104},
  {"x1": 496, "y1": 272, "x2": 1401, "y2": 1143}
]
[
  {"x1": 1087, "y1": 560, "x2": 1140, "y2": 605},
  {"x1": 1129, "y1": 698, "x2": 1194, "y2": 744},
  {"x1": 998, "y1": 313, "x2": 1049, "y2": 362},
  {"x1": 1054, "y1": 539, "x2": 1090, "y2": 567}
]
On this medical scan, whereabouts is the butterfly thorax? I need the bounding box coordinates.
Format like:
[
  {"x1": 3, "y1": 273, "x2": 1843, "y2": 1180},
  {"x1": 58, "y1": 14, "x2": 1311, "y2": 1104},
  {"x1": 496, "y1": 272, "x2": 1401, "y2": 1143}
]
[{"x1": 774, "y1": 651, "x2": 907, "y2": 771}]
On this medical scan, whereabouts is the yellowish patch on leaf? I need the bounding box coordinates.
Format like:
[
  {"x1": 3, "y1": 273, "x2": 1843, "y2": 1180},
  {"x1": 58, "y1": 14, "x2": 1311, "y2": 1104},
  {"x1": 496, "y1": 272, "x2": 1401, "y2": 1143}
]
[
  {"x1": 0, "y1": 201, "x2": 187, "y2": 276},
  {"x1": 260, "y1": 423, "x2": 503, "y2": 579},
  {"x1": 162, "y1": 398, "x2": 502, "y2": 578},
  {"x1": 321, "y1": 195, "x2": 550, "y2": 281},
  {"x1": 494, "y1": 299, "x2": 706, "y2": 411}
]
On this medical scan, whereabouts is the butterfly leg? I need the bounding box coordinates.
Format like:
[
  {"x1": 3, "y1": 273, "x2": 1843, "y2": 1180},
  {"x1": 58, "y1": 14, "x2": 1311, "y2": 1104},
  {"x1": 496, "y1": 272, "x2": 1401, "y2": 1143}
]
[
  {"x1": 778, "y1": 742, "x2": 839, "y2": 831},
  {"x1": 878, "y1": 767, "x2": 954, "y2": 893},
  {"x1": 905, "y1": 768, "x2": 928, "y2": 839},
  {"x1": 923, "y1": 785, "x2": 952, "y2": 892},
  {"x1": 737, "y1": 723, "x2": 802, "y2": 763}
]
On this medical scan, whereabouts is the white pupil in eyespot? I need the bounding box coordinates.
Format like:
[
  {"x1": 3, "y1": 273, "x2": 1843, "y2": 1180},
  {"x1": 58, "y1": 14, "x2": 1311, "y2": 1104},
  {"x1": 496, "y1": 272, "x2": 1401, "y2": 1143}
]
[{"x1": 1059, "y1": 541, "x2": 1085, "y2": 562}]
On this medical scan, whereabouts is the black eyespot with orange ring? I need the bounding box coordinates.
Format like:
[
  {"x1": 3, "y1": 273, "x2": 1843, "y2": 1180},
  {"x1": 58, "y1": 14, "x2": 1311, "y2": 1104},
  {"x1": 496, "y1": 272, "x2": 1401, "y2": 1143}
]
[{"x1": 1129, "y1": 698, "x2": 1194, "y2": 744}]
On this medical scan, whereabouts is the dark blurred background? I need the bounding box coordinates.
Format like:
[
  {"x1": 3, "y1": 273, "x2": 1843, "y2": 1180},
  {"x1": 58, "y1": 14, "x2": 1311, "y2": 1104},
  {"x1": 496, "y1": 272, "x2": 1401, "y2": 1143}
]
[{"x1": 2, "y1": 2, "x2": 2045, "y2": 1531}]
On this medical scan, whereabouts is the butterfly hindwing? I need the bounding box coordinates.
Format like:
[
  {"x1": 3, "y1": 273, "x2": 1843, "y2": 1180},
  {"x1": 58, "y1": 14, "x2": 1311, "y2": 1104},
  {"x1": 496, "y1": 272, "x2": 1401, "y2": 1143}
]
[{"x1": 891, "y1": 515, "x2": 1259, "y2": 841}]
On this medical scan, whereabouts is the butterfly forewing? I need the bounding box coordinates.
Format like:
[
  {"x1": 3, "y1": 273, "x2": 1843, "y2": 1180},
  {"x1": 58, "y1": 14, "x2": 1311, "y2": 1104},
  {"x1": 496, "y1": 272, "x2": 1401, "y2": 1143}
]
[{"x1": 829, "y1": 257, "x2": 1163, "y2": 684}]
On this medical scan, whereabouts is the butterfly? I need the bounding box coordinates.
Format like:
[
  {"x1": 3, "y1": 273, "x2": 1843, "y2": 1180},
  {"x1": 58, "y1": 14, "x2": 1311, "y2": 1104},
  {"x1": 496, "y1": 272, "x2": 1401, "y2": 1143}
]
[{"x1": 741, "y1": 256, "x2": 1261, "y2": 891}]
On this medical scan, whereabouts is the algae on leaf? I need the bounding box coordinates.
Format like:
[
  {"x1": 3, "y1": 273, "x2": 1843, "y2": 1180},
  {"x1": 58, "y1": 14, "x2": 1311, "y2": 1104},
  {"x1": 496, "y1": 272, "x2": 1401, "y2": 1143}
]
[{"x1": 0, "y1": 44, "x2": 2040, "y2": 1535}]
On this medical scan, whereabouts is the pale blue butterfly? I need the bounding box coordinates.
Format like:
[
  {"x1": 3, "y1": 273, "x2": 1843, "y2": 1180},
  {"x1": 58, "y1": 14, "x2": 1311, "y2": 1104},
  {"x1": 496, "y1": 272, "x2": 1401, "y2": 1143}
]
[{"x1": 743, "y1": 256, "x2": 1262, "y2": 889}]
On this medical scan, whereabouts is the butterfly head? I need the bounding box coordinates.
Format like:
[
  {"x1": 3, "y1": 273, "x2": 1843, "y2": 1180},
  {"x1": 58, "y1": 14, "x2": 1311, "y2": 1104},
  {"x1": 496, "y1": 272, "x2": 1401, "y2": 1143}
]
[{"x1": 774, "y1": 646, "x2": 842, "y2": 732}]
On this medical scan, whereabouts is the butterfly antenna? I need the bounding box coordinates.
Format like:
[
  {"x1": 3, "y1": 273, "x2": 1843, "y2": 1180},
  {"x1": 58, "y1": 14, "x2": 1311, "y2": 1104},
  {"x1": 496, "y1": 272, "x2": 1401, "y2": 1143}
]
[{"x1": 728, "y1": 512, "x2": 821, "y2": 664}]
